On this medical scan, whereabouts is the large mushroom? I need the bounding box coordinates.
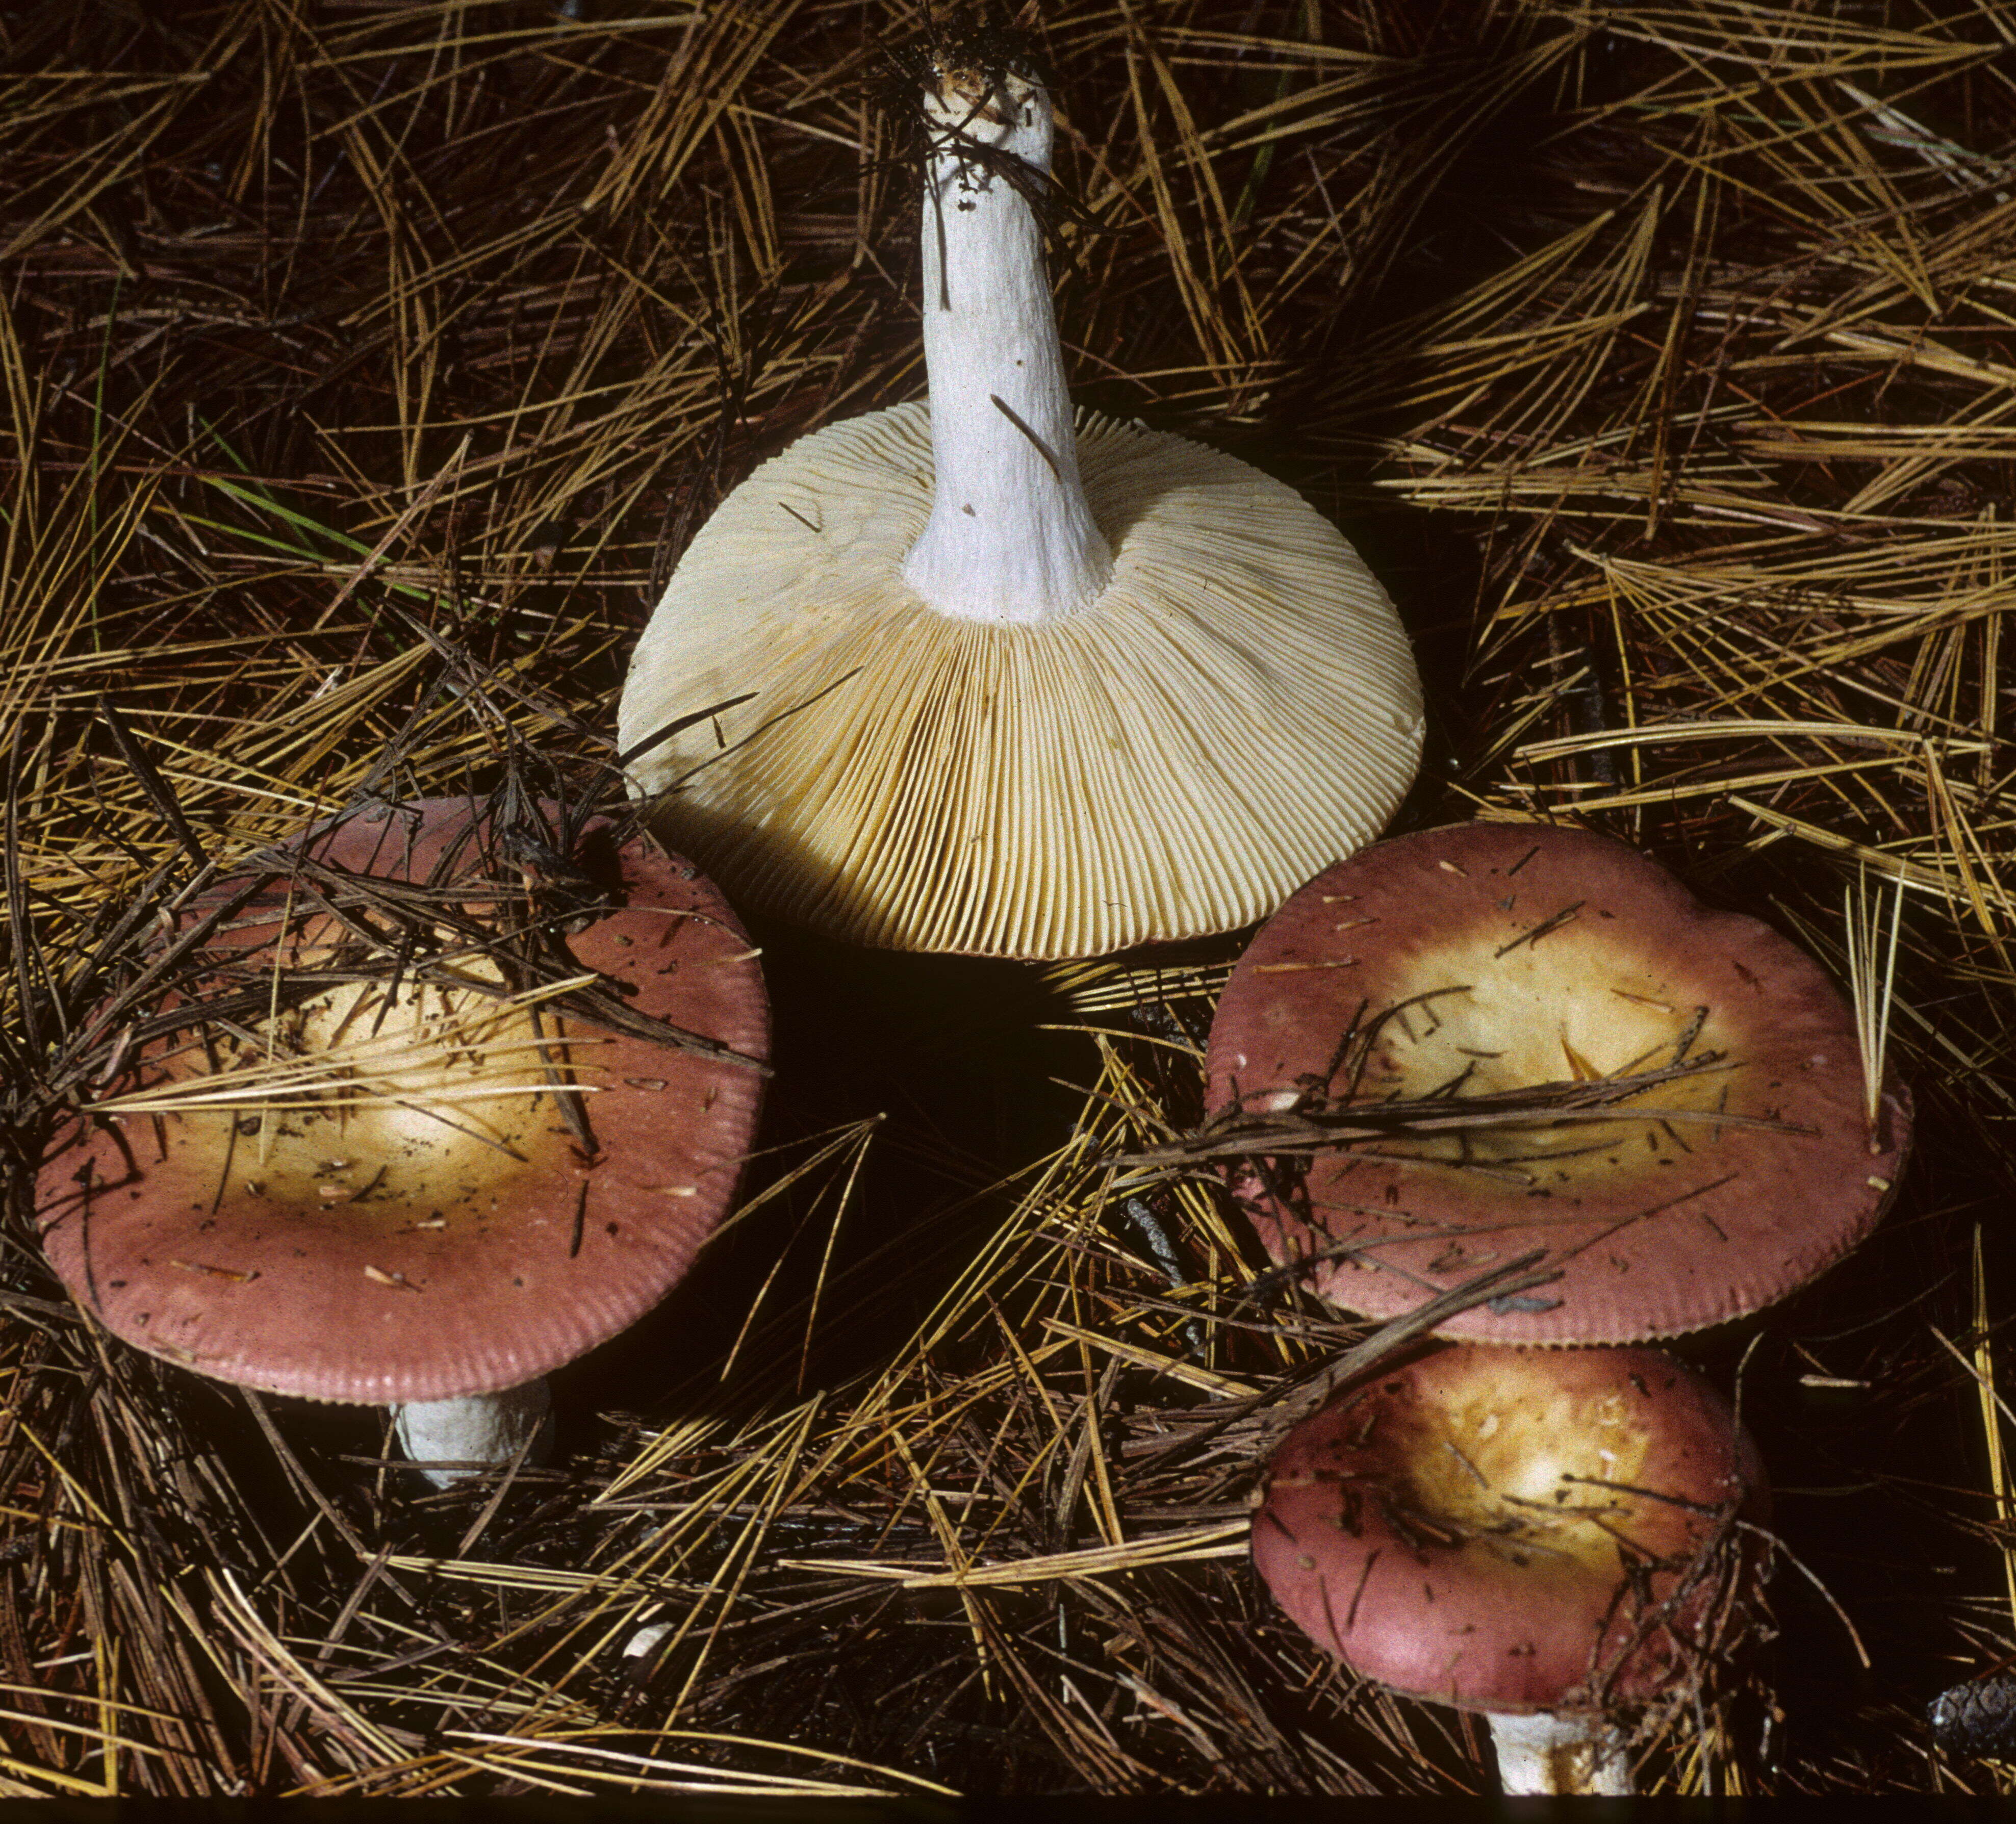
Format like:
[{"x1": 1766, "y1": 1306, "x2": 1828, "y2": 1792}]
[
  {"x1": 1253, "y1": 1342, "x2": 1768, "y2": 1793},
  {"x1": 1206, "y1": 822, "x2": 1910, "y2": 1343},
  {"x1": 35, "y1": 798, "x2": 768, "y2": 1485},
  {"x1": 617, "y1": 34, "x2": 1421, "y2": 959}
]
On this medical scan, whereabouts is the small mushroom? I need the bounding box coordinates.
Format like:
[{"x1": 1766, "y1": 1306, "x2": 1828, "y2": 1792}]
[
  {"x1": 1252, "y1": 1343, "x2": 1768, "y2": 1793},
  {"x1": 617, "y1": 34, "x2": 1421, "y2": 958},
  {"x1": 36, "y1": 799, "x2": 769, "y2": 1488},
  {"x1": 1207, "y1": 822, "x2": 1911, "y2": 1343}
]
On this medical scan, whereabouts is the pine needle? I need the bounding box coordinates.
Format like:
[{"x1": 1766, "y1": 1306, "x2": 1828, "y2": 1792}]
[{"x1": 1843, "y1": 863, "x2": 1907, "y2": 1142}]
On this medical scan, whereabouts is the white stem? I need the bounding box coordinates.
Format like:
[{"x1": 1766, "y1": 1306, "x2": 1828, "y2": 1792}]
[
  {"x1": 1487, "y1": 1710, "x2": 1634, "y2": 1795},
  {"x1": 900, "y1": 63, "x2": 1112, "y2": 625},
  {"x1": 392, "y1": 1380, "x2": 554, "y2": 1489}
]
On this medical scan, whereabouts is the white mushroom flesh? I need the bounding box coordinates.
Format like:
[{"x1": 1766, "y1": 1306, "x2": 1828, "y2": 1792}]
[
  {"x1": 901, "y1": 63, "x2": 1112, "y2": 624},
  {"x1": 393, "y1": 1379, "x2": 554, "y2": 1489},
  {"x1": 1488, "y1": 1711, "x2": 1634, "y2": 1796}
]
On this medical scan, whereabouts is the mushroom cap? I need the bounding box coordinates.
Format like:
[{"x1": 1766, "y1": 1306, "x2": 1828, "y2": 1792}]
[
  {"x1": 35, "y1": 800, "x2": 769, "y2": 1403},
  {"x1": 1252, "y1": 1343, "x2": 1766, "y2": 1715},
  {"x1": 617, "y1": 402, "x2": 1422, "y2": 959},
  {"x1": 1207, "y1": 822, "x2": 1910, "y2": 1344}
]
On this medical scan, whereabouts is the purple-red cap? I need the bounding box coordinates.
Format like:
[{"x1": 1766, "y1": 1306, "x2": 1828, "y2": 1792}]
[
  {"x1": 36, "y1": 799, "x2": 769, "y2": 1403},
  {"x1": 1252, "y1": 1343, "x2": 1766, "y2": 1714},
  {"x1": 1207, "y1": 822, "x2": 1910, "y2": 1343}
]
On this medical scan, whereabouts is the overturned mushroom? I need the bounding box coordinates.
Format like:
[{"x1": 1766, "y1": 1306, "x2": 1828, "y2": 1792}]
[
  {"x1": 1253, "y1": 1342, "x2": 1768, "y2": 1793},
  {"x1": 1207, "y1": 823, "x2": 1910, "y2": 1344},
  {"x1": 36, "y1": 798, "x2": 769, "y2": 1486},
  {"x1": 617, "y1": 34, "x2": 1421, "y2": 958}
]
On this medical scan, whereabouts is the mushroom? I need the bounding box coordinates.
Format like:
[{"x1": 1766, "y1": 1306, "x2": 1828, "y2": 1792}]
[
  {"x1": 35, "y1": 798, "x2": 769, "y2": 1487},
  {"x1": 1252, "y1": 1342, "x2": 1768, "y2": 1793},
  {"x1": 1206, "y1": 822, "x2": 1911, "y2": 1343},
  {"x1": 617, "y1": 34, "x2": 1422, "y2": 958}
]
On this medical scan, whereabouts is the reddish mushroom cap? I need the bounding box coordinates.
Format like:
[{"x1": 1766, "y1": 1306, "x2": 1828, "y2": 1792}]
[
  {"x1": 35, "y1": 800, "x2": 769, "y2": 1403},
  {"x1": 1252, "y1": 1344, "x2": 1766, "y2": 1714},
  {"x1": 1207, "y1": 822, "x2": 1910, "y2": 1344}
]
